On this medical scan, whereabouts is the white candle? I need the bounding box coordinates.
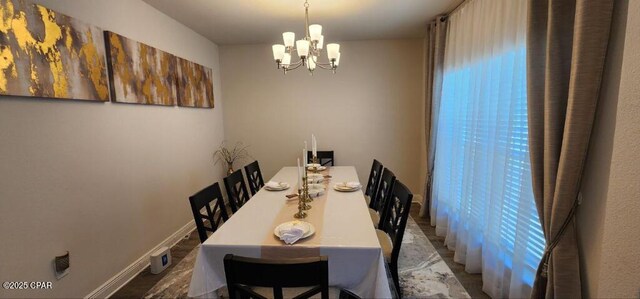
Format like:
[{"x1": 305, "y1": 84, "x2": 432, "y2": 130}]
[
  {"x1": 302, "y1": 148, "x2": 307, "y2": 169},
  {"x1": 312, "y1": 134, "x2": 317, "y2": 157},
  {"x1": 297, "y1": 158, "x2": 302, "y2": 188}
]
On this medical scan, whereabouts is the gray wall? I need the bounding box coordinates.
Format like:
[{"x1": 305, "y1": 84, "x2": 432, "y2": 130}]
[
  {"x1": 0, "y1": 1, "x2": 225, "y2": 297},
  {"x1": 594, "y1": 0, "x2": 640, "y2": 296},
  {"x1": 220, "y1": 39, "x2": 426, "y2": 194},
  {"x1": 577, "y1": 0, "x2": 640, "y2": 297}
]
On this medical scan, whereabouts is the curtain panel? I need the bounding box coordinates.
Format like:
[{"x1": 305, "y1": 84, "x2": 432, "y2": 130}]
[
  {"x1": 430, "y1": 0, "x2": 544, "y2": 298},
  {"x1": 526, "y1": 0, "x2": 615, "y2": 297},
  {"x1": 420, "y1": 17, "x2": 447, "y2": 219}
]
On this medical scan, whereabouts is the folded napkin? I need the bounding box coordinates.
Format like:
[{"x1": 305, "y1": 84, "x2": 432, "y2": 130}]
[
  {"x1": 278, "y1": 222, "x2": 307, "y2": 244},
  {"x1": 339, "y1": 181, "x2": 361, "y2": 189},
  {"x1": 265, "y1": 181, "x2": 285, "y2": 189}
]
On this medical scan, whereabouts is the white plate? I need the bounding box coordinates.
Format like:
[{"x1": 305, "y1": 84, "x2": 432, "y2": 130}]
[
  {"x1": 273, "y1": 221, "x2": 316, "y2": 239},
  {"x1": 308, "y1": 183, "x2": 325, "y2": 190},
  {"x1": 264, "y1": 182, "x2": 290, "y2": 191},
  {"x1": 308, "y1": 188, "x2": 326, "y2": 198},
  {"x1": 307, "y1": 163, "x2": 321, "y2": 168},
  {"x1": 333, "y1": 183, "x2": 362, "y2": 192}
]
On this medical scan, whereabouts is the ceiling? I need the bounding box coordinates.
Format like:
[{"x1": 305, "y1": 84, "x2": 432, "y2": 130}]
[{"x1": 143, "y1": 0, "x2": 461, "y2": 45}]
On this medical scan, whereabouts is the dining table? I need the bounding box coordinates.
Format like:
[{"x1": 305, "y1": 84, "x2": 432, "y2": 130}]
[{"x1": 187, "y1": 166, "x2": 392, "y2": 298}]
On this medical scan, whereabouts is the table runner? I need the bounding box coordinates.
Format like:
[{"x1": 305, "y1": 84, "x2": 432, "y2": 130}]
[
  {"x1": 187, "y1": 167, "x2": 392, "y2": 298},
  {"x1": 261, "y1": 167, "x2": 330, "y2": 258}
]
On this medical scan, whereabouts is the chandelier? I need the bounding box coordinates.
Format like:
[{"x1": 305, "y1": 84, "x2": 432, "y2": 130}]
[{"x1": 271, "y1": 0, "x2": 341, "y2": 74}]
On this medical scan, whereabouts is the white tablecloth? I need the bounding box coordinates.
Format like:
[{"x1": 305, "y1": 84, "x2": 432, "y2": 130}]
[{"x1": 187, "y1": 166, "x2": 392, "y2": 298}]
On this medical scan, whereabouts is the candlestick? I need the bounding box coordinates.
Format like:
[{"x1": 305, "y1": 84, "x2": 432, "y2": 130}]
[
  {"x1": 293, "y1": 188, "x2": 307, "y2": 219},
  {"x1": 301, "y1": 174, "x2": 313, "y2": 206}
]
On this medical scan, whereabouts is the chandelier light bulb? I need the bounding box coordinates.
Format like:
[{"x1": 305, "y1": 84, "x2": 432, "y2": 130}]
[
  {"x1": 272, "y1": 44, "x2": 285, "y2": 61},
  {"x1": 309, "y1": 24, "x2": 322, "y2": 41},
  {"x1": 296, "y1": 39, "x2": 310, "y2": 58},
  {"x1": 282, "y1": 53, "x2": 291, "y2": 67},
  {"x1": 283, "y1": 32, "x2": 295, "y2": 47},
  {"x1": 335, "y1": 52, "x2": 341, "y2": 67},
  {"x1": 327, "y1": 43, "x2": 340, "y2": 60},
  {"x1": 317, "y1": 35, "x2": 324, "y2": 49}
]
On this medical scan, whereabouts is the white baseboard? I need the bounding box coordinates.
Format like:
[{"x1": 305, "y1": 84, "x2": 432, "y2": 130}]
[
  {"x1": 412, "y1": 194, "x2": 424, "y2": 206},
  {"x1": 85, "y1": 220, "x2": 196, "y2": 299}
]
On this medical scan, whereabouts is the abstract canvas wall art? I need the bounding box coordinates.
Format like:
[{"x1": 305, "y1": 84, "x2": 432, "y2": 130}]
[
  {"x1": 105, "y1": 31, "x2": 177, "y2": 106},
  {"x1": 0, "y1": 0, "x2": 109, "y2": 101},
  {"x1": 176, "y1": 57, "x2": 214, "y2": 108}
]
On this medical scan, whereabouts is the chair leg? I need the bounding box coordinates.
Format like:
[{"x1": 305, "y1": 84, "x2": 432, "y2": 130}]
[{"x1": 390, "y1": 262, "x2": 401, "y2": 298}]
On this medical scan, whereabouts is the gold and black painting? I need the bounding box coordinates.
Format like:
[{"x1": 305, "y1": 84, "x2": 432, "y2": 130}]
[
  {"x1": 176, "y1": 57, "x2": 214, "y2": 108},
  {"x1": 105, "y1": 31, "x2": 177, "y2": 106},
  {"x1": 0, "y1": 0, "x2": 109, "y2": 101}
]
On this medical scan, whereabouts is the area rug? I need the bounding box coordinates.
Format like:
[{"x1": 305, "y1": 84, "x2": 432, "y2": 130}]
[{"x1": 144, "y1": 217, "x2": 470, "y2": 298}]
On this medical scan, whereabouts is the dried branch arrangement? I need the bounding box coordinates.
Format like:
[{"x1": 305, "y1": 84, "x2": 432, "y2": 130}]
[{"x1": 213, "y1": 141, "x2": 251, "y2": 169}]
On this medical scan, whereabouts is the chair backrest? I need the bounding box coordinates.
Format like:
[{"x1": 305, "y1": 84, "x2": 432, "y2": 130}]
[
  {"x1": 379, "y1": 180, "x2": 413, "y2": 264},
  {"x1": 223, "y1": 254, "x2": 329, "y2": 299},
  {"x1": 244, "y1": 160, "x2": 265, "y2": 195},
  {"x1": 307, "y1": 151, "x2": 334, "y2": 166},
  {"x1": 371, "y1": 168, "x2": 396, "y2": 215},
  {"x1": 188, "y1": 183, "x2": 229, "y2": 243},
  {"x1": 223, "y1": 169, "x2": 251, "y2": 213},
  {"x1": 365, "y1": 159, "x2": 383, "y2": 199}
]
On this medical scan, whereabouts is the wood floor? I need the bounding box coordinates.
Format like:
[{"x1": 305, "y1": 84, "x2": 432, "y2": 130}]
[
  {"x1": 111, "y1": 232, "x2": 200, "y2": 298},
  {"x1": 113, "y1": 203, "x2": 488, "y2": 298}
]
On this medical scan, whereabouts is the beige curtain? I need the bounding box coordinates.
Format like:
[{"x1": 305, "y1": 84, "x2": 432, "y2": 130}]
[
  {"x1": 526, "y1": 0, "x2": 614, "y2": 297},
  {"x1": 420, "y1": 17, "x2": 447, "y2": 219}
]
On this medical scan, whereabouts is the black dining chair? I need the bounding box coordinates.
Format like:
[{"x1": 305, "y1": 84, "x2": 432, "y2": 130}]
[
  {"x1": 376, "y1": 180, "x2": 413, "y2": 296},
  {"x1": 369, "y1": 168, "x2": 396, "y2": 228},
  {"x1": 307, "y1": 150, "x2": 334, "y2": 166},
  {"x1": 223, "y1": 254, "x2": 330, "y2": 299},
  {"x1": 244, "y1": 160, "x2": 265, "y2": 196},
  {"x1": 223, "y1": 169, "x2": 251, "y2": 213},
  {"x1": 188, "y1": 182, "x2": 230, "y2": 243},
  {"x1": 364, "y1": 159, "x2": 383, "y2": 206}
]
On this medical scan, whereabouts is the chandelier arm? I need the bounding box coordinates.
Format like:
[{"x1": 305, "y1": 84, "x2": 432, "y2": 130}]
[
  {"x1": 285, "y1": 61, "x2": 305, "y2": 71},
  {"x1": 288, "y1": 56, "x2": 328, "y2": 66},
  {"x1": 310, "y1": 55, "x2": 333, "y2": 67},
  {"x1": 315, "y1": 64, "x2": 334, "y2": 70},
  {"x1": 288, "y1": 59, "x2": 304, "y2": 67},
  {"x1": 311, "y1": 58, "x2": 332, "y2": 66}
]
